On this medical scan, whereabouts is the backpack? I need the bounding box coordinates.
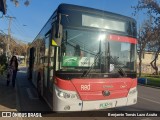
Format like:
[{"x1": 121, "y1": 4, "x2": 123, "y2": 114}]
[{"x1": 7, "y1": 66, "x2": 13, "y2": 81}]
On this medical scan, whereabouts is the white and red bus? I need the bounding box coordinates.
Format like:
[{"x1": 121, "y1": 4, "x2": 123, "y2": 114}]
[{"x1": 27, "y1": 4, "x2": 137, "y2": 111}]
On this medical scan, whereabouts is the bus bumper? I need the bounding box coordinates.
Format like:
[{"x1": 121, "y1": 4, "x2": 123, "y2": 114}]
[
  {"x1": 82, "y1": 92, "x2": 137, "y2": 111},
  {"x1": 53, "y1": 86, "x2": 137, "y2": 111}
]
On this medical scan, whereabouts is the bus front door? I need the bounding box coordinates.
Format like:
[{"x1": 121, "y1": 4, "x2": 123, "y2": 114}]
[{"x1": 43, "y1": 34, "x2": 54, "y2": 109}]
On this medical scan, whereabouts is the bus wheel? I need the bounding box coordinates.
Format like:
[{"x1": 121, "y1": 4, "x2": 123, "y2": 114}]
[{"x1": 37, "y1": 74, "x2": 42, "y2": 98}]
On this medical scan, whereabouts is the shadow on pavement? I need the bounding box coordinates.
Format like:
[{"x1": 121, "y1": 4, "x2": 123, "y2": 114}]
[
  {"x1": 16, "y1": 67, "x2": 52, "y2": 112},
  {"x1": 0, "y1": 75, "x2": 16, "y2": 111}
]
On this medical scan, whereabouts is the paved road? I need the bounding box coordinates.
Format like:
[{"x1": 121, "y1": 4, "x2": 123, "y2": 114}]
[
  {"x1": 15, "y1": 67, "x2": 160, "y2": 120},
  {"x1": 114, "y1": 85, "x2": 160, "y2": 111}
]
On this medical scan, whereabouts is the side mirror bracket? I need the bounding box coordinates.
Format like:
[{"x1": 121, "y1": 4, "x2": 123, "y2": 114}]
[{"x1": 51, "y1": 13, "x2": 63, "y2": 46}]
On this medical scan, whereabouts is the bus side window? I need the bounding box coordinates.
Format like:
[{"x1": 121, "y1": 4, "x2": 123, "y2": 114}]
[
  {"x1": 49, "y1": 47, "x2": 55, "y2": 78},
  {"x1": 49, "y1": 46, "x2": 55, "y2": 92},
  {"x1": 50, "y1": 47, "x2": 55, "y2": 66},
  {"x1": 40, "y1": 40, "x2": 45, "y2": 64},
  {"x1": 127, "y1": 21, "x2": 132, "y2": 35}
]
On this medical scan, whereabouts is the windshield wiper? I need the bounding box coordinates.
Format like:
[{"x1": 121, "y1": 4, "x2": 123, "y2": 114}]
[
  {"x1": 81, "y1": 52, "x2": 103, "y2": 77},
  {"x1": 106, "y1": 42, "x2": 126, "y2": 77},
  {"x1": 110, "y1": 56, "x2": 127, "y2": 77}
]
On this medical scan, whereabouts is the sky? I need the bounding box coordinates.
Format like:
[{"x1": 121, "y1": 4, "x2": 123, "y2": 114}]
[{"x1": 0, "y1": 0, "x2": 139, "y2": 43}]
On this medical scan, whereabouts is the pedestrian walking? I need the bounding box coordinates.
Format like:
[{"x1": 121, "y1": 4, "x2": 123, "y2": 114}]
[{"x1": 6, "y1": 56, "x2": 19, "y2": 87}]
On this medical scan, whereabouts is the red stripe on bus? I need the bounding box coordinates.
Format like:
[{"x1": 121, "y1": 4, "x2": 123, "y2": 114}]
[
  {"x1": 109, "y1": 34, "x2": 137, "y2": 44},
  {"x1": 55, "y1": 77, "x2": 137, "y2": 100},
  {"x1": 55, "y1": 77, "x2": 76, "y2": 91},
  {"x1": 55, "y1": 77, "x2": 137, "y2": 91}
]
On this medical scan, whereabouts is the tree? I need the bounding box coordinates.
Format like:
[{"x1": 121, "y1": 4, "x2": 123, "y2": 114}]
[
  {"x1": 0, "y1": 34, "x2": 7, "y2": 54},
  {"x1": 133, "y1": 0, "x2": 160, "y2": 75},
  {"x1": 147, "y1": 26, "x2": 160, "y2": 75},
  {"x1": 0, "y1": 53, "x2": 7, "y2": 74},
  {"x1": 137, "y1": 19, "x2": 153, "y2": 77}
]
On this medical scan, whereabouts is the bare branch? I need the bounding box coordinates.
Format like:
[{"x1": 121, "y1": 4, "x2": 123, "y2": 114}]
[{"x1": 10, "y1": 0, "x2": 30, "y2": 7}]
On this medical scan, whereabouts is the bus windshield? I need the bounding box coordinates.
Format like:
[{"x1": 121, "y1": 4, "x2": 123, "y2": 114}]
[{"x1": 60, "y1": 28, "x2": 136, "y2": 73}]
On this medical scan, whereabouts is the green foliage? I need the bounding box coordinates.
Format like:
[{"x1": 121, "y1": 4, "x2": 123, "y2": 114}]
[
  {"x1": 0, "y1": 54, "x2": 7, "y2": 65},
  {"x1": 0, "y1": 64, "x2": 6, "y2": 75},
  {"x1": 0, "y1": 54, "x2": 7, "y2": 75},
  {"x1": 146, "y1": 77, "x2": 160, "y2": 87},
  {"x1": 141, "y1": 74, "x2": 160, "y2": 87}
]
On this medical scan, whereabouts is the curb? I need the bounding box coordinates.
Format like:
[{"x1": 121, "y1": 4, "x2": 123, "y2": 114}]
[{"x1": 138, "y1": 83, "x2": 160, "y2": 89}]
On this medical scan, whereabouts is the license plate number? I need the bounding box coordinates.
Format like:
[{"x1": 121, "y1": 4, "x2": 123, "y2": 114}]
[{"x1": 99, "y1": 102, "x2": 112, "y2": 109}]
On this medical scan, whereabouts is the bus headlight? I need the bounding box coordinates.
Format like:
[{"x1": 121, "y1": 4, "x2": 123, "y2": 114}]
[
  {"x1": 57, "y1": 89, "x2": 79, "y2": 99},
  {"x1": 128, "y1": 87, "x2": 137, "y2": 95}
]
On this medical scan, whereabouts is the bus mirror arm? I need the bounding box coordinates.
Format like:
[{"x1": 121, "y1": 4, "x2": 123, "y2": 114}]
[
  {"x1": 55, "y1": 26, "x2": 59, "y2": 38},
  {"x1": 52, "y1": 22, "x2": 63, "y2": 46},
  {"x1": 55, "y1": 23, "x2": 60, "y2": 38},
  {"x1": 54, "y1": 24, "x2": 63, "y2": 46},
  {"x1": 55, "y1": 13, "x2": 62, "y2": 39}
]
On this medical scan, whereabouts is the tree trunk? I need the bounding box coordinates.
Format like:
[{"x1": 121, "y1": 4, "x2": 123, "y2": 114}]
[
  {"x1": 138, "y1": 52, "x2": 142, "y2": 77},
  {"x1": 154, "y1": 59, "x2": 158, "y2": 75},
  {"x1": 139, "y1": 59, "x2": 142, "y2": 77},
  {"x1": 150, "y1": 58, "x2": 158, "y2": 75},
  {"x1": 150, "y1": 47, "x2": 160, "y2": 75}
]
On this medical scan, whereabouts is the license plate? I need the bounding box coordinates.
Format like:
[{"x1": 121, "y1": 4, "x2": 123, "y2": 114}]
[{"x1": 99, "y1": 102, "x2": 112, "y2": 109}]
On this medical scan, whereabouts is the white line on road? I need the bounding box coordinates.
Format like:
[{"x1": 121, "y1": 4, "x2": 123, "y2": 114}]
[
  {"x1": 138, "y1": 96, "x2": 160, "y2": 105},
  {"x1": 18, "y1": 71, "x2": 27, "y2": 73}
]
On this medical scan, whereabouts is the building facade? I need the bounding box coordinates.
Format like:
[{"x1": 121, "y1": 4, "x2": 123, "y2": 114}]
[{"x1": 137, "y1": 52, "x2": 160, "y2": 74}]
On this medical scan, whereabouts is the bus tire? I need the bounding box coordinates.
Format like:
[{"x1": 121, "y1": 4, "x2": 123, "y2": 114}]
[{"x1": 37, "y1": 73, "x2": 42, "y2": 98}]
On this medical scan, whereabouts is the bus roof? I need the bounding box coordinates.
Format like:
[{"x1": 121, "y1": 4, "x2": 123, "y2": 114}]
[
  {"x1": 57, "y1": 3, "x2": 136, "y2": 22},
  {"x1": 31, "y1": 3, "x2": 136, "y2": 45}
]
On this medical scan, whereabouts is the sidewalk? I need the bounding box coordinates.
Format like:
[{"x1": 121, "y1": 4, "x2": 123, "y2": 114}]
[{"x1": 0, "y1": 74, "x2": 17, "y2": 111}]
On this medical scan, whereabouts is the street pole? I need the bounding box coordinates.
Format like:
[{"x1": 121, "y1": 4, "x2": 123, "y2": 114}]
[{"x1": 5, "y1": 16, "x2": 16, "y2": 61}]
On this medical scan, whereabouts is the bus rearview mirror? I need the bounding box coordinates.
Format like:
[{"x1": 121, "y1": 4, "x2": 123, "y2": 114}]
[{"x1": 52, "y1": 23, "x2": 62, "y2": 46}]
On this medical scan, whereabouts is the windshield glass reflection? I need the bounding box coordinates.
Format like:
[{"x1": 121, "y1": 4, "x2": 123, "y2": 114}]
[{"x1": 61, "y1": 29, "x2": 136, "y2": 72}]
